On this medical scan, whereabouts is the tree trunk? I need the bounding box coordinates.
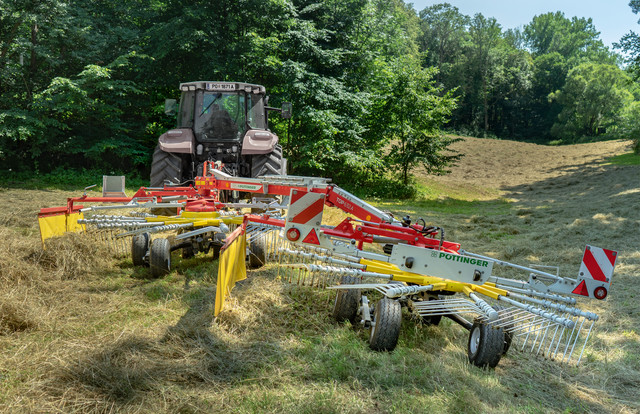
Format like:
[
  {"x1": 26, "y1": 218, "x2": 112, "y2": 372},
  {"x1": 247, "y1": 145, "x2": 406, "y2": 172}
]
[
  {"x1": 27, "y1": 22, "x2": 38, "y2": 101},
  {"x1": 483, "y1": 76, "x2": 488, "y2": 133}
]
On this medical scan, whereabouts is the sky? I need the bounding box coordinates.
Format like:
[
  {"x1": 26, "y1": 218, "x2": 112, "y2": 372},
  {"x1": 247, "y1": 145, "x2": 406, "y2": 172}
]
[{"x1": 410, "y1": 0, "x2": 640, "y2": 49}]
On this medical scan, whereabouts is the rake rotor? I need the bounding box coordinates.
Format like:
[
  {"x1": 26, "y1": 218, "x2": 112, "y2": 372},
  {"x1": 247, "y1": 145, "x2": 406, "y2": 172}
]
[{"x1": 38, "y1": 172, "x2": 618, "y2": 369}]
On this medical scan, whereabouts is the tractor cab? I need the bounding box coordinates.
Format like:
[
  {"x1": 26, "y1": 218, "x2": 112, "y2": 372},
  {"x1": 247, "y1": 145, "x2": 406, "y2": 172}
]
[
  {"x1": 154, "y1": 81, "x2": 290, "y2": 187},
  {"x1": 169, "y1": 81, "x2": 269, "y2": 143}
]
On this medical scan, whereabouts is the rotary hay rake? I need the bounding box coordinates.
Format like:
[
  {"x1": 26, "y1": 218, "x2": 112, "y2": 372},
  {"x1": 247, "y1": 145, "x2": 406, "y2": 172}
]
[{"x1": 38, "y1": 168, "x2": 618, "y2": 369}]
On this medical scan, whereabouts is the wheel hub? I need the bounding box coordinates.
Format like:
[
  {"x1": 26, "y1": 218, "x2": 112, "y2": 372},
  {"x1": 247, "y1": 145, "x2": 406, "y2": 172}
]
[{"x1": 470, "y1": 326, "x2": 480, "y2": 354}]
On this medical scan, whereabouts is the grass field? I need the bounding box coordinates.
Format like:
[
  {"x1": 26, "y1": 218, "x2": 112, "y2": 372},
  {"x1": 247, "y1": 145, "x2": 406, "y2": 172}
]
[{"x1": 1, "y1": 137, "x2": 639, "y2": 413}]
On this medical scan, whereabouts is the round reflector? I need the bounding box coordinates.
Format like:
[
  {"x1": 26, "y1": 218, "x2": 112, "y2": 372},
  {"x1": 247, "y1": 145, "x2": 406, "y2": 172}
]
[
  {"x1": 286, "y1": 227, "x2": 301, "y2": 241},
  {"x1": 594, "y1": 286, "x2": 608, "y2": 300}
]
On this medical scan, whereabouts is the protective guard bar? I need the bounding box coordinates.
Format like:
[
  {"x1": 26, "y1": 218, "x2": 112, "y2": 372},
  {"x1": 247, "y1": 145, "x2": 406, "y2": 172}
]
[{"x1": 208, "y1": 170, "x2": 398, "y2": 224}]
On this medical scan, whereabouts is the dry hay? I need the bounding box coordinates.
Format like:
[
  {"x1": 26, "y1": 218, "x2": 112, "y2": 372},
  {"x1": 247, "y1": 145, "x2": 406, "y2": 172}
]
[
  {"x1": 421, "y1": 136, "x2": 630, "y2": 192},
  {"x1": 0, "y1": 138, "x2": 638, "y2": 413},
  {"x1": 0, "y1": 299, "x2": 38, "y2": 335}
]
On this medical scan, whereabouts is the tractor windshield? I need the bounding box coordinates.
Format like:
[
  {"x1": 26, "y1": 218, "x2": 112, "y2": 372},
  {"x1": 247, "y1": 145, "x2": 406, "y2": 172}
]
[
  {"x1": 247, "y1": 94, "x2": 266, "y2": 129},
  {"x1": 194, "y1": 91, "x2": 246, "y2": 141}
]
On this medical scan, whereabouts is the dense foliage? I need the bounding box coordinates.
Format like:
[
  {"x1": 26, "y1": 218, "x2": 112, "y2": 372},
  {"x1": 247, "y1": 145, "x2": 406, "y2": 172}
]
[
  {"x1": 1, "y1": 1, "x2": 638, "y2": 190},
  {"x1": 417, "y1": 5, "x2": 635, "y2": 143}
]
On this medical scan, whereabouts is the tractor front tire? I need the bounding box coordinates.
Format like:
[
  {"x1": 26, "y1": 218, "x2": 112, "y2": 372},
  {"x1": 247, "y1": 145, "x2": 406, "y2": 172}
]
[
  {"x1": 332, "y1": 275, "x2": 361, "y2": 324},
  {"x1": 150, "y1": 238, "x2": 171, "y2": 278},
  {"x1": 369, "y1": 298, "x2": 402, "y2": 352},
  {"x1": 251, "y1": 144, "x2": 284, "y2": 177},
  {"x1": 467, "y1": 321, "x2": 505, "y2": 368},
  {"x1": 131, "y1": 233, "x2": 150, "y2": 266},
  {"x1": 150, "y1": 145, "x2": 183, "y2": 216}
]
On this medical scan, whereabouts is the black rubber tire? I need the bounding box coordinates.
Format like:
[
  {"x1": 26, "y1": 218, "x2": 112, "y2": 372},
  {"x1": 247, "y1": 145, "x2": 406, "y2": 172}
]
[
  {"x1": 150, "y1": 238, "x2": 171, "y2": 278},
  {"x1": 150, "y1": 145, "x2": 183, "y2": 216},
  {"x1": 150, "y1": 145, "x2": 183, "y2": 187},
  {"x1": 493, "y1": 305, "x2": 513, "y2": 355},
  {"x1": 332, "y1": 275, "x2": 361, "y2": 323},
  {"x1": 182, "y1": 244, "x2": 195, "y2": 259},
  {"x1": 131, "y1": 233, "x2": 150, "y2": 267},
  {"x1": 467, "y1": 321, "x2": 505, "y2": 368},
  {"x1": 248, "y1": 237, "x2": 266, "y2": 268},
  {"x1": 369, "y1": 298, "x2": 402, "y2": 352},
  {"x1": 420, "y1": 296, "x2": 442, "y2": 326},
  {"x1": 422, "y1": 313, "x2": 442, "y2": 326},
  {"x1": 251, "y1": 144, "x2": 284, "y2": 177},
  {"x1": 212, "y1": 233, "x2": 226, "y2": 260}
]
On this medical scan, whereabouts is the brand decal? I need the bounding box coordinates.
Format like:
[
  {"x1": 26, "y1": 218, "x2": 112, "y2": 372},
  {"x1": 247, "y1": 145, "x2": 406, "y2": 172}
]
[
  {"x1": 335, "y1": 197, "x2": 354, "y2": 212},
  {"x1": 231, "y1": 183, "x2": 262, "y2": 191},
  {"x1": 438, "y1": 252, "x2": 489, "y2": 268}
]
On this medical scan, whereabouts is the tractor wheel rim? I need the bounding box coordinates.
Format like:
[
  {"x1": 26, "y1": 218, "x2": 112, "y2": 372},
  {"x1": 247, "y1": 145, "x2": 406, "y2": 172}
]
[{"x1": 470, "y1": 326, "x2": 480, "y2": 355}]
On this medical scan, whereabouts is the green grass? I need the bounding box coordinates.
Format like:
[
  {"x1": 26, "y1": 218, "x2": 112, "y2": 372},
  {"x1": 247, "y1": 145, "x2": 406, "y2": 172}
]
[
  {"x1": 604, "y1": 152, "x2": 640, "y2": 166},
  {"x1": 2, "y1": 148, "x2": 640, "y2": 413},
  {"x1": 0, "y1": 167, "x2": 148, "y2": 192}
]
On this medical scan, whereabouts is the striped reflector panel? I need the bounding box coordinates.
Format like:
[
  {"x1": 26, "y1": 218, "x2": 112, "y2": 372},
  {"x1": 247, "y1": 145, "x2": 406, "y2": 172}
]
[
  {"x1": 286, "y1": 190, "x2": 324, "y2": 226},
  {"x1": 579, "y1": 245, "x2": 616, "y2": 283}
]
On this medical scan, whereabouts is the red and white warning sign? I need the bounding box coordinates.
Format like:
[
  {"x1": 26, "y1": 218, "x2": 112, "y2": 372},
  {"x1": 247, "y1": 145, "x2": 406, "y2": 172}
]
[
  {"x1": 288, "y1": 190, "x2": 325, "y2": 226},
  {"x1": 573, "y1": 245, "x2": 617, "y2": 300},
  {"x1": 285, "y1": 190, "x2": 326, "y2": 246}
]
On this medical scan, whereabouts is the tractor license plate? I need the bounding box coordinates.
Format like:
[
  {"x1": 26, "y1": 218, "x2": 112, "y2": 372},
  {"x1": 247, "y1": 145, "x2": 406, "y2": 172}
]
[{"x1": 207, "y1": 83, "x2": 236, "y2": 91}]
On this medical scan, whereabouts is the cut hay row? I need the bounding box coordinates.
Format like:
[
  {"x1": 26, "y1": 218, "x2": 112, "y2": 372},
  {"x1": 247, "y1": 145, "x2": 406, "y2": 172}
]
[{"x1": 1, "y1": 138, "x2": 639, "y2": 413}]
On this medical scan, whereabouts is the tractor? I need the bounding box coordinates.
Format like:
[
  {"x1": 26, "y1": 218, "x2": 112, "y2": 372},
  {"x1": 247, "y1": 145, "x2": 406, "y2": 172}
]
[{"x1": 152, "y1": 81, "x2": 291, "y2": 192}]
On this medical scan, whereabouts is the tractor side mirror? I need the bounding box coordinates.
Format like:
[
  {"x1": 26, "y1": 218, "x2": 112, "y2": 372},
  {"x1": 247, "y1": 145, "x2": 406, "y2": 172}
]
[
  {"x1": 164, "y1": 99, "x2": 177, "y2": 116},
  {"x1": 281, "y1": 102, "x2": 292, "y2": 119}
]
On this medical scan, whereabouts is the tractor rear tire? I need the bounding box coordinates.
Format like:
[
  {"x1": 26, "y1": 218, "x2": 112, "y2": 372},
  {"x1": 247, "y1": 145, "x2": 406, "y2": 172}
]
[
  {"x1": 248, "y1": 237, "x2": 266, "y2": 268},
  {"x1": 467, "y1": 321, "x2": 505, "y2": 368},
  {"x1": 150, "y1": 145, "x2": 183, "y2": 216},
  {"x1": 369, "y1": 298, "x2": 402, "y2": 352},
  {"x1": 332, "y1": 275, "x2": 361, "y2": 324},
  {"x1": 131, "y1": 233, "x2": 150, "y2": 266},
  {"x1": 251, "y1": 144, "x2": 284, "y2": 177},
  {"x1": 150, "y1": 238, "x2": 171, "y2": 278}
]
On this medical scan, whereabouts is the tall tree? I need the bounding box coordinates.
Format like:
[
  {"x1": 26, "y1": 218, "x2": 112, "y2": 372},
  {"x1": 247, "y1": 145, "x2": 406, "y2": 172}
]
[
  {"x1": 464, "y1": 14, "x2": 502, "y2": 133},
  {"x1": 550, "y1": 63, "x2": 633, "y2": 140},
  {"x1": 617, "y1": 0, "x2": 640, "y2": 79},
  {"x1": 376, "y1": 58, "x2": 459, "y2": 185},
  {"x1": 418, "y1": 3, "x2": 469, "y2": 85}
]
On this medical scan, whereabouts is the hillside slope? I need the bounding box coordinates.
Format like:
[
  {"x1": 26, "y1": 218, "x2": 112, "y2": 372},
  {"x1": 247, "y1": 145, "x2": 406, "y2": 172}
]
[{"x1": 428, "y1": 137, "x2": 629, "y2": 191}]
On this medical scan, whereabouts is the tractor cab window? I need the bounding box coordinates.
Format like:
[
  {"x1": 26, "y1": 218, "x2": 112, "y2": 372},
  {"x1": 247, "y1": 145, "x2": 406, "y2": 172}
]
[
  {"x1": 195, "y1": 91, "x2": 246, "y2": 141},
  {"x1": 177, "y1": 91, "x2": 195, "y2": 128},
  {"x1": 247, "y1": 94, "x2": 266, "y2": 129}
]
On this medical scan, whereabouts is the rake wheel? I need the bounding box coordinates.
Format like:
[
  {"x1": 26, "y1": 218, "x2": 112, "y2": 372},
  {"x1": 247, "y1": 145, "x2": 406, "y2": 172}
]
[
  {"x1": 332, "y1": 275, "x2": 361, "y2": 324},
  {"x1": 131, "y1": 233, "x2": 150, "y2": 267},
  {"x1": 369, "y1": 298, "x2": 402, "y2": 352},
  {"x1": 468, "y1": 321, "x2": 505, "y2": 368},
  {"x1": 150, "y1": 238, "x2": 171, "y2": 278}
]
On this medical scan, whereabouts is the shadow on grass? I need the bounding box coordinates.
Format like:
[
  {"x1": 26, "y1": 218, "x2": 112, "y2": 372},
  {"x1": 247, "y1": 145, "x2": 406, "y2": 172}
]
[
  {"x1": 0, "y1": 169, "x2": 148, "y2": 192},
  {"x1": 373, "y1": 197, "x2": 511, "y2": 218},
  {"x1": 48, "y1": 282, "x2": 260, "y2": 409}
]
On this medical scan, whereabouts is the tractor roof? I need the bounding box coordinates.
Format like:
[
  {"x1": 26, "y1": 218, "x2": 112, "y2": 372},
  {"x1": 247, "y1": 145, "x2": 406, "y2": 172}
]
[{"x1": 179, "y1": 81, "x2": 266, "y2": 94}]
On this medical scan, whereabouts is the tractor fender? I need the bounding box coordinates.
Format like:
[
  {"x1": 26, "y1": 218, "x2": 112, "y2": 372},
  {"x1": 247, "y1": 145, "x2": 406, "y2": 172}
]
[
  {"x1": 158, "y1": 128, "x2": 195, "y2": 154},
  {"x1": 241, "y1": 130, "x2": 279, "y2": 155}
]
